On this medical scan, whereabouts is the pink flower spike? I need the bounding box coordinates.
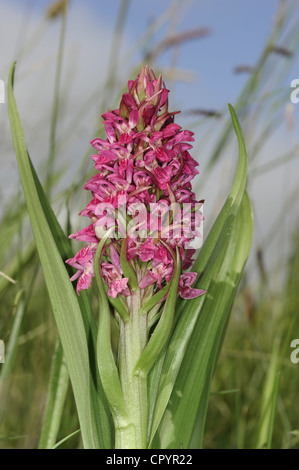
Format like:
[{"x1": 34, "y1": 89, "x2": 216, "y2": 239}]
[{"x1": 66, "y1": 65, "x2": 205, "y2": 303}]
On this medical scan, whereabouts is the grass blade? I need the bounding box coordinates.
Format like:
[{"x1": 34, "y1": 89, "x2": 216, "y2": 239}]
[
  {"x1": 0, "y1": 290, "x2": 25, "y2": 381},
  {"x1": 52, "y1": 429, "x2": 81, "y2": 449},
  {"x1": 8, "y1": 61, "x2": 111, "y2": 449},
  {"x1": 255, "y1": 336, "x2": 282, "y2": 449},
  {"x1": 38, "y1": 340, "x2": 69, "y2": 449},
  {"x1": 0, "y1": 290, "x2": 26, "y2": 428}
]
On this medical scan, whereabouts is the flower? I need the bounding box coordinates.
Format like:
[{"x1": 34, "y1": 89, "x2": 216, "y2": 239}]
[
  {"x1": 66, "y1": 66, "x2": 205, "y2": 304},
  {"x1": 101, "y1": 263, "x2": 130, "y2": 298},
  {"x1": 66, "y1": 244, "x2": 97, "y2": 295},
  {"x1": 178, "y1": 272, "x2": 206, "y2": 299}
]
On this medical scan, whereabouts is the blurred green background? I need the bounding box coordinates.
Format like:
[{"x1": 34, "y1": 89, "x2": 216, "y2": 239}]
[{"x1": 0, "y1": 0, "x2": 299, "y2": 449}]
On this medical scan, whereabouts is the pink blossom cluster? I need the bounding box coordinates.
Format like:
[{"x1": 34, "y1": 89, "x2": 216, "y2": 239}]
[{"x1": 66, "y1": 66, "x2": 205, "y2": 302}]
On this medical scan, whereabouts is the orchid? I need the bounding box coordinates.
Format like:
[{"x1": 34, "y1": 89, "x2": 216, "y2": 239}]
[
  {"x1": 64, "y1": 66, "x2": 207, "y2": 447},
  {"x1": 9, "y1": 60, "x2": 253, "y2": 450},
  {"x1": 66, "y1": 66, "x2": 205, "y2": 308}
]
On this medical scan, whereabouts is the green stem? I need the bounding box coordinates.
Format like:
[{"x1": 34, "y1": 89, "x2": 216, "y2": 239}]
[
  {"x1": 117, "y1": 292, "x2": 148, "y2": 449},
  {"x1": 46, "y1": 3, "x2": 67, "y2": 194}
]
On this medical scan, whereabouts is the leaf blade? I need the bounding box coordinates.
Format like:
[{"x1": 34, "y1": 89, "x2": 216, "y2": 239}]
[
  {"x1": 148, "y1": 104, "x2": 251, "y2": 447},
  {"x1": 134, "y1": 248, "x2": 181, "y2": 379},
  {"x1": 8, "y1": 62, "x2": 111, "y2": 449},
  {"x1": 38, "y1": 341, "x2": 69, "y2": 449},
  {"x1": 153, "y1": 191, "x2": 253, "y2": 448}
]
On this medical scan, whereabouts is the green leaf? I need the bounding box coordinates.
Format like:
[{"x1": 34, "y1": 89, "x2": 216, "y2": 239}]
[
  {"x1": 8, "y1": 62, "x2": 111, "y2": 449},
  {"x1": 255, "y1": 335, "x2": 282, "y2": 449},
  {"x1": 140, "y1": 276, "x2": 172, "y2": 314},
  {"x1": 186, "y1": 103, "x2": 247, "y2": 281},
  {"x1": 154, "y1": 192, "x2": 253, "y2": 449},
  {"x1": 38, "y1": 340, "x2": 69, "y2": 449},
  {"x1": 134, "y1": 248, "x2": 181, "y2": 379},
  {"x1": 21, "y1": 86, "x2": 112, "y2": 450},
  {"x1": 94, "y1": 235, "x2": 133, "y2": 433},
  {"x1": 148, "y1": 104, "x2": 253, "y2": 448}
]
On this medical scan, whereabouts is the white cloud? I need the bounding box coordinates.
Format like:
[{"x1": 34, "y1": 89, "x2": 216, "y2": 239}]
[{"x1": 0, "y1": 1, "x2": 131, "y2": 209}]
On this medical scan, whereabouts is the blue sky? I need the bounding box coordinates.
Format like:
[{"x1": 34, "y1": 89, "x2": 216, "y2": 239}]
[
  {"x1": 6, "y1": 0, "x2": 298, "y2": 112},
  {"x1": 1, "y1": 0, "x2": 299, "y2": 278}
]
